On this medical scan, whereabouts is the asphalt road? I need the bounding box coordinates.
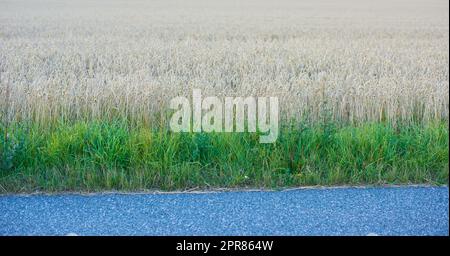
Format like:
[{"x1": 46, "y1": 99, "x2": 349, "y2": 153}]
[{"x1": 0, "y1": 186, "x2": 448, "y2": 236}]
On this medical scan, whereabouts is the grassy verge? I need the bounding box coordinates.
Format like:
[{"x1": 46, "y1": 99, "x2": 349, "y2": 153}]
[{"x1": 0, "y1": 120, "x2": 448, "y2": 193}]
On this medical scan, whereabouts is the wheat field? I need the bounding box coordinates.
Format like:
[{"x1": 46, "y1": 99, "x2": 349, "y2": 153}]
[
  {"x1": 0, "y1": 0, "x2": 449, "y2": 191},
  {"x1": 0, "y1": 0, "x2": 448, "y2": 125}
]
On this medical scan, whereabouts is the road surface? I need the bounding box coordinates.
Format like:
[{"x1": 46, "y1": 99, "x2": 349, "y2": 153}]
[{"x1": 0, "y1": 186, "x2": 448, "y2": 235}]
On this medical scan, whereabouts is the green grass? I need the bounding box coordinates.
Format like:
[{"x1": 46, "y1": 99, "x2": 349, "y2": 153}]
[{"x1": 0, "y1": 119, "x2": 448, "y2": 193}]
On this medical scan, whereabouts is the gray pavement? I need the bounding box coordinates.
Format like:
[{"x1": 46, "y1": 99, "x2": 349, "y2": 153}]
[{"x1": 0, "y1": 186, "x2": 448, "y2": 236}]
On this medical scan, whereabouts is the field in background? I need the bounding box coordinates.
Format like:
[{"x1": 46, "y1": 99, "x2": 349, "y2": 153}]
[{"x1": 0, "y1": 0, "x2": 448, "y2": 192}]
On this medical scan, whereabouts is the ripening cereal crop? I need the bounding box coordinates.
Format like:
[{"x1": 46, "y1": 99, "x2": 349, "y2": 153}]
[
  {"x1": 0, "y1": 0, "x2": 448, "y2": 126},
  {"x1": 0, "y1": 0, "x2": 448, "y2": 191}
]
